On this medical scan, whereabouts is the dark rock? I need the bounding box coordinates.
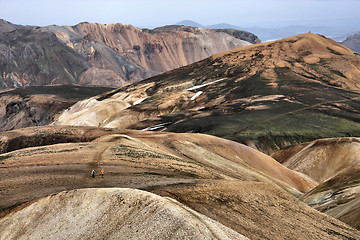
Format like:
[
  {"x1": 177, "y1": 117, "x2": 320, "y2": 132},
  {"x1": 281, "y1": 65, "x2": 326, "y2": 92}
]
[{"x1": 133, "y1": 45, "x2": 141, "y2": 51}]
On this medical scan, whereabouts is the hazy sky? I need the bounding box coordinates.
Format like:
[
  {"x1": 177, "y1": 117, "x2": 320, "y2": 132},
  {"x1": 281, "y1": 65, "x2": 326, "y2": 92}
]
[{"x1": 1, "y1": 0, "x2": 359, "y2": 28}]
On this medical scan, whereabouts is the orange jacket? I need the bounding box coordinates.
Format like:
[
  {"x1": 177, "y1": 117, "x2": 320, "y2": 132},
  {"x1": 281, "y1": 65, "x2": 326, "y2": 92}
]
[{"x1": 101, "y1": 169, "x2": 104, "y2": 174}]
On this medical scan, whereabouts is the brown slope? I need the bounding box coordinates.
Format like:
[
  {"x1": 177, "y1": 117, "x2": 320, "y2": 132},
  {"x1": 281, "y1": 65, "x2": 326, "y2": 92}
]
[
  {"x1": 272, "y1": 137, "x2": 360, "y2": 183},
  {"x1": 2, "y1": 186, "x2": 360, "y2": 240},
  {"x1": 301, "y1": 165, "x2": 360, "y2": 230},
  {"x1": 0, "y1": 125, "x2": 130, "y2": 154},
  {"x1": 272, "y1": 137, "x2": 360, "y2": 229},
  {"x1": 211, "y1": 32, "x2": 360, "y2": 90},
  {"x1": 54, "y1": 33, "x2": 360, "y2": 153},
  {"x1": 152, "y1": 180, "x2": 360, "y2": 240}
]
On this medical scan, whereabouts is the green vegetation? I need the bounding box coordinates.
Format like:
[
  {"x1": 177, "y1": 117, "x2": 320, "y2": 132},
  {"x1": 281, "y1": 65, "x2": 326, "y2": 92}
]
[
  {"x1": 0, "y1": 154, "x2": 12, "y2": 163},
  {"x1": 160, "y1": 56, "x2": 360, "y2": 152},
  {"x1": 101, "y1": 128, "x2": 114, "y2": 132},
  {"x1": 167, "y1": 103, "x2": 360, "y2": 152},
  {"x1": 57, "y1": 148, "x2": 79, "y2": 153},
  {"x1": 226, "y1": 74, "x2": 276, "y2": 99},
  {"x1": 97, "y1": 35, "x2": 360, "y2": 153}
]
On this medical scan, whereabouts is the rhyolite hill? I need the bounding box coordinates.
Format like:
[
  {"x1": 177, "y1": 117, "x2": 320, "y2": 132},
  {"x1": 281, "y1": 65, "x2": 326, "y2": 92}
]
[{"x1": 54, "y1": 33, "x2": 360, "y2": 154}]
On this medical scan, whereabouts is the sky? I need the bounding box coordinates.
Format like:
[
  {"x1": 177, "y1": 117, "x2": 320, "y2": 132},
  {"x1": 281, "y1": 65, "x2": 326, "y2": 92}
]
[{"x1": 0, "y1": 0, "x2": 359, "y2": 29}]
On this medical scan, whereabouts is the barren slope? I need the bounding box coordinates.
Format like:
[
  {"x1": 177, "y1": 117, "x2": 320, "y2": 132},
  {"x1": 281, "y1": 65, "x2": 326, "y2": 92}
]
[
  {"x1": 54, "y1": 33, "x2": 360, "y2": 153},
  {"x1": 0, "y1": 127, "x2": 359, "y2": 239},
  {"x1": 0, "y1": 188, "x2": 248, "y2": 240},
  {"x1": 272, "y1": 137, "x2": 360, "y2": 230},
  {"x1": 152, "y1": 180, "x2": 360, "y2": 240},
  {"x1": 0, "y1": 127, "x2": 315, "y2": 215}
]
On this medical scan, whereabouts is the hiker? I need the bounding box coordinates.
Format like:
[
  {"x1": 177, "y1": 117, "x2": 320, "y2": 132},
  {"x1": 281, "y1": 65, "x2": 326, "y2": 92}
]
[
  {"x1": 101, "y1": 169, "x2": 104, "y2": 178},
  {"x1": 92, "y1": 169, "x2": 95, "y2": 178}
]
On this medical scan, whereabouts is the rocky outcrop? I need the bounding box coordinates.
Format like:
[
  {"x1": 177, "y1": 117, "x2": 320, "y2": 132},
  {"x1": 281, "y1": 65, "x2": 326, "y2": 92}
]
[
  {"x1": 0, "y1": 85, "x2": 114, "y2": 132},
  {"x1": 214, "y1": 28, "x2": 261, "y2": 44},
  {"x1": 0, "y1": 20, "x2": 257, "y2": 89},
  {"x1": 0, "y1": 24, "x2": 89, "y2": 89},
  {"x1": 0, "y1": 19, "x2": 20, "y2": 34}
]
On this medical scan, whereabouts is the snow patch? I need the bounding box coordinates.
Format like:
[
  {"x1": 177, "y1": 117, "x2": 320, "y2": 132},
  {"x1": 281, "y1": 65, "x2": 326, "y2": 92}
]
[
  {"x1": 186, "y1": 78, "x2": 227, "y2": 91},
  {"x1": 142, "y1": 122, "x2": 171, "y2": 131},
  {"x1": 102, "y1": 117, "x2": 109, "y2": 124},
  {"x1": 85, "y1": 99, "x2": 98, "y2": 108},
  {"x1": 190, "y1": 91, "x2": 203, "y2": 100},
  {"x1": 133, "y1": 97, "x2": 148, "y2": 105}
]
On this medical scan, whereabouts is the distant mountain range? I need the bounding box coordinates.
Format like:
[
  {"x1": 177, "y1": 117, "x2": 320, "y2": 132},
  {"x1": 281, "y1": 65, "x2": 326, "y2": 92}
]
[
  {"x1": 0, "y1": 19, "x2": 259, "y2": 90},
  {"x1": 175, "y1": 20, "x2": 360, "y2": 42}
]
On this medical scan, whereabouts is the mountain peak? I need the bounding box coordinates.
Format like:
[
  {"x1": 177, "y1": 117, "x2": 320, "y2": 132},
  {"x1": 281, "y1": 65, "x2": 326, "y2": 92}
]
[
  {"x1": 215, "y1": 32, "x2": 356, "y2": 64},
  {"x1": 174, "y1": 20, "x2": 204, "y2": 28}
]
